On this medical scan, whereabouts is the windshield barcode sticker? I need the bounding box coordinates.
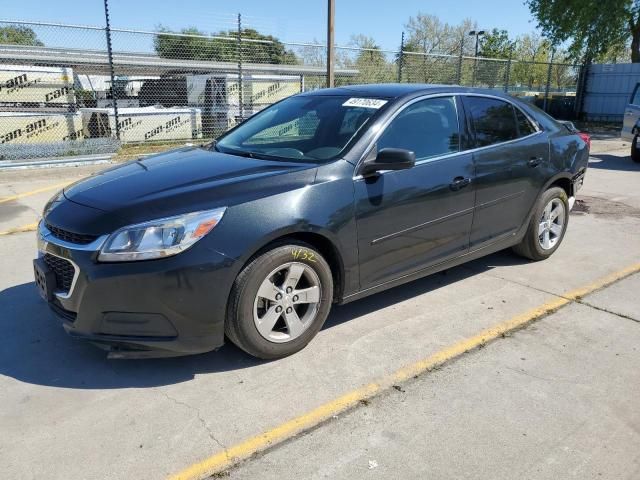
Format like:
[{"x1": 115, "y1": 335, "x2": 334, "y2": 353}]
[{"x1": 342, "y1": 98, "x2": 388, "y2": 109}]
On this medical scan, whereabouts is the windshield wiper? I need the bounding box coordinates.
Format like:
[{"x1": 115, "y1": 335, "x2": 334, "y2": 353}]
[
  {"x1": 218, "y1": 146, "x2": 285, "y2": 161},
  {"x1": 225, "y1": 148, "x2": 258, "y2": 158}
]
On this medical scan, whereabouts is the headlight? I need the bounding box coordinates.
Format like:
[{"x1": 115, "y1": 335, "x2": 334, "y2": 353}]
[{"x1": 98, "y1": 207, "x2": 226, "y2": 262}]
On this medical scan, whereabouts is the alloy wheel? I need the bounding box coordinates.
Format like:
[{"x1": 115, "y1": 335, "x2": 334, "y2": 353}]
[
  {"x1": 253, "y1": 262, "x2": 322, "y2": 343},
  {"x1": 538, "y1": 198, "x2": 566, "y2": 250}
]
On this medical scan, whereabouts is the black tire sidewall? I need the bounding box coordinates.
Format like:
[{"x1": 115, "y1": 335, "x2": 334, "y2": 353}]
[
  {"x1": 229, "y1": 244, "x2": 333, "y2": 359},
  {"x1": 528, "y1": 187, "x2": 569, "y2": 259}
]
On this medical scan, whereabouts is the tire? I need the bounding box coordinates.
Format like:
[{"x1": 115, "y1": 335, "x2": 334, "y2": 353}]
[
  {"x1": 512, "y1": 186, "x2": 569, "y2": 261},
  {"x1": 632, "y1": 135, "x2": 640, "y2": 163},
  {"x1": 225, "y1": 242, "x2": 334, "y2": 359}
]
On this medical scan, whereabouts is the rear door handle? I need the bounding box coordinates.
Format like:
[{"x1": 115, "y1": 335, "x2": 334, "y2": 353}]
[
  {"x1": 450, "y1": 176, "x2": 471, "y2": 191},
  {"x1": 528, "y1": 157, "x2": 543, "y2": 167}
]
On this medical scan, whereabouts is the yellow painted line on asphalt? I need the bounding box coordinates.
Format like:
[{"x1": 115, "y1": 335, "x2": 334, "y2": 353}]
[
  {"x1": 168, "y1": 262, "x2": 640, "y2": 480},
  {"x1": 0, "y1": 181, "x2": 68, "y2": 205},
  {"x1": 0, "y1": 222, "x2": 38, "y2": 236}
]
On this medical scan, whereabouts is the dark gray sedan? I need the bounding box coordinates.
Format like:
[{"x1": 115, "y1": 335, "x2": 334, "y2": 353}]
[{"x1": 36, "y1": 84, "x2": 589, "y2": 359}]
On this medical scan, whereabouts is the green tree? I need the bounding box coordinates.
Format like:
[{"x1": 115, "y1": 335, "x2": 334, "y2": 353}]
[
  {"x1": 401, "y1": 14, "x2": 478, "y2": 84},
  {"x1": 154, "y1": 27, "x2": 224, "y2": 61},
  {"x1": 154, "y1": 26, "x2": 297, "y2": 64},
  {"x1": 527, "y1": 0, "x2": 640, "y2": 62},
  {"x1": 235, "y1": 28, "x2": 298, "y2": 65},
  {"x1": 0, "y1": 25, "x2": 43, "y2": 46},
  {"x1": 474, "y1": 29, "x2": 514, "y2": 88},
  {"x1": 511, "y1": 34, "x2": 552, "y2": 90},
  {"x1": 597, "y1": 43, "x2": 632, "y2": 63},
  {"x1": 349, "y1": 35, "x2": 395, "y2": 84},
  {"x1": 479, "y1": 29, "x2": 513, "y2": 59}
]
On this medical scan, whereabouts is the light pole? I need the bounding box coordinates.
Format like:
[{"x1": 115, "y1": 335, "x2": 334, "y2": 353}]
[
  {"x1": 469, "y1": 30, "x2": 485, "y2": 87},
  {"x1": 469, "y1": 30, "x2": 485, "y2": 57}
]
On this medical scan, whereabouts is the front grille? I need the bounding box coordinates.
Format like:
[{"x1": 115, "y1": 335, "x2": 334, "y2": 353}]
[
  {"x1": 46, "y1": 222, "x2": 98, "y2": 245},
  {"x1": 43, "y1": 253, "x2": 76, "y2": 294}
]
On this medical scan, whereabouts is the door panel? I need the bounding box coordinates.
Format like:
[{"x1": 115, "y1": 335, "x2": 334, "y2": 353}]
[
  {"x1": 470, "y1": 135, "x2": 548, "y2": 248},
  {"x1": 355, "y1": 153, "x2": 475, "y2": 289},
  {"x1": 461, "y1": 95, "x2": 549, "y2": 249},
  {"x1": 622, "y1": 83, "x2": 640, "y2": 141}
]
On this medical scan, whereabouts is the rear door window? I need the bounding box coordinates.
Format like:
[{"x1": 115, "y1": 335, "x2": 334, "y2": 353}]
[{"x1": 464, "y1": 97, "x2": 518, "y2": 147}]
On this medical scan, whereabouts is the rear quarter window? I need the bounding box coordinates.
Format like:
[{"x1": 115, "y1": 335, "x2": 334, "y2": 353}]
[{"x1": 515, "y1": 108, "x2": 537, "y2": 137}]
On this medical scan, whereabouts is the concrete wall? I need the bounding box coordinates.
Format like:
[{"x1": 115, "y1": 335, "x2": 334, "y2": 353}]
[{"x1": 583, "y1": 63, "x2": 640, "y2": 122}]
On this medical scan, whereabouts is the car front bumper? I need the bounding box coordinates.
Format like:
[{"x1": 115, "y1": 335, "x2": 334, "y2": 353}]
[{"x1": 35, "y1": 221, "x2": 237, "y2": 358}]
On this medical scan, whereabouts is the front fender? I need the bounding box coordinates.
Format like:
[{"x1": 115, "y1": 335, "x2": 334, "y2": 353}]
[{"x1": 203, "y1": 161, "x2": 359, "y2": 296}]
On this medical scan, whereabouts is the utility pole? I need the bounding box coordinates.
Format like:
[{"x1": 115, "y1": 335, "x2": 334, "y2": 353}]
[
  {"x1": 103, "y1": 0, "x2": 120, "y2": 140},
  {"x1": 326, "y1": 0, "x2": 335, "y2": 88}
]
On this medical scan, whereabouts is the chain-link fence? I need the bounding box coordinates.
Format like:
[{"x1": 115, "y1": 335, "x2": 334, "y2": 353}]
[{"x1": 0, "y1": 19, "x2": 581, "y2": 163}]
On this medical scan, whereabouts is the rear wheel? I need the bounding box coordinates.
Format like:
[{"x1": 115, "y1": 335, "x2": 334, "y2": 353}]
[
  {"x1": 631, "y1": 135, "x2": 640, "y2": 163},
  {"x1": 225, "y1": 243, "x2": 333, "y2": 359},
  {"x1": 513, "y1": 187, "x2": 569, "y2": 261}
]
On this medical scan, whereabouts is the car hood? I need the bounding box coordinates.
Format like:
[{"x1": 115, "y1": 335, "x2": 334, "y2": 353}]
[{"x1": 62, "y1": 146, "x2": 318, "y2": 227}]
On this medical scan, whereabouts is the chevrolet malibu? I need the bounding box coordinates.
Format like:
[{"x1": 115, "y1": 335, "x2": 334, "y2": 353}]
[{"x1": 34, "y1": 84, "x2": 589, "y2": 359}]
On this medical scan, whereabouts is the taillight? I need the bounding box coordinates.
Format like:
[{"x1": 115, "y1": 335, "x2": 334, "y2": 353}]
[{"x1": 578, "y1": 132, "x2": 591, "y2": 149}]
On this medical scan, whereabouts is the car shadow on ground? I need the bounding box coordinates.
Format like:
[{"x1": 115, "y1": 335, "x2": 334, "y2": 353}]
[
  {"x1": 589, "y1": 153, "x2": 640, "y2": 172},
  {"x1": 0, "y1": 250, "x2": 528, "y2": 390}
]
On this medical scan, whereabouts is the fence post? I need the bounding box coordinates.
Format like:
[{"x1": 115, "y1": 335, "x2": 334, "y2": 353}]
[
  {"x1": 103, "y1": 0, "x2": 120, "y2": 140},
  {"x1": 398, "y1": 31, "x2": 404, "y2": 83},
  {"x1": 456, "y1": 37, "x2": 463, "y2": 85},
  {"x1": 472, "y1": 53, "x2": 478, "y2": 87},
  {"x1": 543, "y1": 49, "x2": 555, "y2": 112},
  {"x1": 237, "y1": 13, "x2": 244, "y2": 122},
  {"x1": 504, "y1": 49, "x2": 513, "y2": 93},
  {"x1": 575, "y1": 61, "x2": 590, "y2": 120}
]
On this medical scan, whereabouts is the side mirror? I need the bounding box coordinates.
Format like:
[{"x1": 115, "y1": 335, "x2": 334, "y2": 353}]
[{"x1": 360, "y1": 148, "x2": 416, "y2": 177}]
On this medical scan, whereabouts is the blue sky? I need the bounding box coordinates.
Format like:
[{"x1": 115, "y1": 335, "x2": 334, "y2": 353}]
[{"x1": 1, "y1": 0, "x2": 539, "y2": 49}]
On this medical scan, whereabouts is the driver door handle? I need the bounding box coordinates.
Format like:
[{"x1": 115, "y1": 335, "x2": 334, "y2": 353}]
[{"x1": 450, "y1": 176, "x2": 471, "y2": 191}]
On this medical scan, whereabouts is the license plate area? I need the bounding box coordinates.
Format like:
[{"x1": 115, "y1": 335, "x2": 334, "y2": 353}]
[{"x1": 33, "y1": 257, "x2": 56, "y2": 301}]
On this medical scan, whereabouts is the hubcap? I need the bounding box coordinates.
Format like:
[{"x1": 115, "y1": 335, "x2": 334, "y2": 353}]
[
  {"x1": 253, "y1": 262, "x2": 322, "y2": 343},
  {"x1": 538, "y1": 198, "x2": 566, "y2": 250}
]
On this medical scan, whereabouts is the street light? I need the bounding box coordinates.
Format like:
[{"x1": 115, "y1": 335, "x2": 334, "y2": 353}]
[
  {"x1": 469, "y1": 30, "x2": 485, "y2": 87},
  {"x1": 468, "y1": 30, "x2": 486, "y2": 57}
]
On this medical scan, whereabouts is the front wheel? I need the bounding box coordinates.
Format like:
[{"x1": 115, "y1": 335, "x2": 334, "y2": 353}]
[
  {"x1": 225, "y1": 243, "x2": 333, "y2": 359},
  {"x1": 513, "y1": 187, "x2": 569, "y2": 261},
  {"x1": 631, "y1": 135, "x2": 640, "y2": 163}
]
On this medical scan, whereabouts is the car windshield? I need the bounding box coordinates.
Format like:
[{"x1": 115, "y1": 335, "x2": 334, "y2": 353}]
[{"x1": 215, "y1": 95, "x2": 388, "y2": 162}]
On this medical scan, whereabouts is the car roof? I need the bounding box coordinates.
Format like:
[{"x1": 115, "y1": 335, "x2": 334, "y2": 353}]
[{"x1": 298, "y1": 83, "x2": 515, "y2": 100}]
